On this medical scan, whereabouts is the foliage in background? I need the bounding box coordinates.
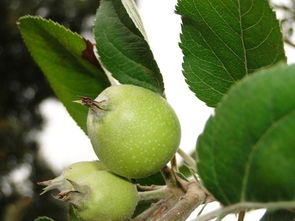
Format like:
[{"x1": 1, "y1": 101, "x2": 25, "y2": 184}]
[
  {"x1": 18, "y1": 16, "x2": 110, "y2": 133},
  {"x1": 0, "y1": 0, "x2": 101, "y2": 220}
]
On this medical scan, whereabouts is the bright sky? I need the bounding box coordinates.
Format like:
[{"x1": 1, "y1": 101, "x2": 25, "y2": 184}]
[{"x1": 35, "y1": 0, "x2": 294, "y2": 220}]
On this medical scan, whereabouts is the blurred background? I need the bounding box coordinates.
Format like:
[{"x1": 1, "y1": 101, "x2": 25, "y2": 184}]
[{"x1": 1, "y1": 0, "x2": 295, "y2": 220}]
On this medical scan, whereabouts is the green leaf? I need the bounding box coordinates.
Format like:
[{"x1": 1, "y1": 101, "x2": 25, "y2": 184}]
[
  {"x1": 260, "y1": 209, "x2": 295, "y2": 221},
  {"x1": 121, "y1": 0, "x2": 149, "y2": 41},
  {"x1": 135, "y1": 172, "x2": 165, "y2": 186},
  {"x1": 34, "y1": 217, "x2": 54, "y2": 221},
  {"x1": 197, "y1": 64, "x2": 295, "y2": 205},
  {"x1": 18, "y1": 16, "x2": 110, "y2": 133},
  {"x1": 94, "y1": 0, "x2": 164, "y2": 95},
  {"x1": 176, "y1": 0, "x2": 286, "y2": 107}
]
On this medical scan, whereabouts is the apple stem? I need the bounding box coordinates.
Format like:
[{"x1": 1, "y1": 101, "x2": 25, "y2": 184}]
[
  {"x1": 160, "y1": 166, "x2": 182, "y2": 189},
  {"x1": 160, "y1": 166, "x2": 188, "y2": 193},
  {"x1": 137, "y1": 184, "x2": 164, "y2": 191},
  {"x1": 238, "y1": 210, "x2": 246, "y2": 221},
  {"x1": 138, "y1": 187, "x2": 169, "y2": 201},
  {"x1": 170, "y1": 156, "x2": 179, "y2": 183},
  {"x1": 177, "y1": 148, "x2": 197, "y2": 172},
  {"x1": 156, "y1": 182, "x2": 207, "y2": 221}
]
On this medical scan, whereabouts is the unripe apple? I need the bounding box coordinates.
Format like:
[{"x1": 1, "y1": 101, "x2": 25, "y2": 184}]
[
  {"x1": 39, "y1": 161, "x2": 138, "y2": 221},
  {"x1": 38, "y1": 161, "x2": 106, "y2": 193},
  {"x1": 85, "y1": 85, "x2": 181, "y2": 178}
]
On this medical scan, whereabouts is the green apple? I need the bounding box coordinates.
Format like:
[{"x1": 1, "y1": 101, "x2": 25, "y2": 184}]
[
  {"x1": 38, "y1": 161, "x2": 106, "y2": 193},
  {"x1": 71, "y1": 170, "x2": 138, "y2": 221},
  {"x1": 39, "y1": 161, "x2": 138, "y2": 221},
  {"x1": 86, "y1": 85, "x2": 181, "y2": 179}
]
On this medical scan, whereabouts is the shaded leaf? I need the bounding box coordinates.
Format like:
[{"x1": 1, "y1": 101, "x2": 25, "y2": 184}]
[
  {"x1": 18, "y1": 16, "x2": 110, "y2": 133},
  {"x1": 260, "y1": 209, "x2": 295, "y2": 221},
  {"x1": 94, "y1": 0, "x2": 164, "y2": 95},
  {"x1": 135, "y1": 172, "x2": 165, "y2": 186},
  {"x1": 197, "y1": 64, "x2": 295, "y2": 205},
  {"x1": 177, "y1": 0, "x2": 286, "y2": 107}
]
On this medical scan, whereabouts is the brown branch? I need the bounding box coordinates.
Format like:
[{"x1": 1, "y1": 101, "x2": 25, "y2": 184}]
[
  {"x1": 138, "y1": 187, "x2": 169, "y2": 201},
  {"x1": 137, "y1": 184, "x2": 164, "y2": 191},
  {"x1": 160, "y1": 166, "x2": 183, "y2": 189},
  {"x1": 133, "y1": 181, "x2": 209, "y2": 221},
  {"x1": 284, "y1": 38, "x2": 295, "y2": 48},
  {"x1": 194, "y1": 201, "x2": 295, "y2": 221},
  {"x1": 133, "y1": 199, "x2": 169, "y2": 221},
  {"x1": 238, "y1": 210, "x2": 246, "y2": 221},
  {"x1": 157, "y1": 182, "x2": 206, "y2": 221}
]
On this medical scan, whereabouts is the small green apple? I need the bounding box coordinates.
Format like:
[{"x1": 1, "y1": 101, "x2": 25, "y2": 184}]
[
  {"x1": 38, "y1": 161, "x2": 106, "y2": 193},
  {"x1": 71, "y1": 171, "x2": 138, "y2": 221},
  {"x1": 39, "y1": 161, "x2": 138, "y2": 221},
  {"x1": 85, "y1": 85, "x2": 181, "y2": 179}
]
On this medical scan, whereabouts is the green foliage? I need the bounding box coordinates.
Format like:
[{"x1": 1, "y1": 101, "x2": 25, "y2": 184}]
[
  {"x1": 260, "y1": 209, "x2": 295, "y2": 221},
  {"x1": 94, "y1": 0, "x2": 164, "y2": 95},
  {"x1": 135, "y1": 172, "x2": 165, "y2": 186},
  {"x1": 176, "y1": 0, "x2": 286, "y2": 107},
  {"x1": 197, "y1": 64, "x2": 295, "y2": 205},
  {"x1": 18, "y1": 16, "x2": 110, "y2": 133}
]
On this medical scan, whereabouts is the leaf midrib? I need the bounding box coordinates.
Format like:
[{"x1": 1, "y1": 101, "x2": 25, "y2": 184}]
[
  {"x1": 101, "y1": 30, "x2": 161, "y2": 92},
  {"x1": 191, "y1": 1, "x2": 242, "y2": 81},
  {"x1": 111, "y1": 0, "x2": 142, "y2": 38},
  {"x1": 237, "y1": 0, "x2": 248, "y2": 75}
]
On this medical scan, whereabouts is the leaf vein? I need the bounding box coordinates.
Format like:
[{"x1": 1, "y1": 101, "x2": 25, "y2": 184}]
[
  {"x1": 238, "y1": 0, "x2": 248, "y2": 75},
  {"x1": 243, "y1": 9, "x2": 265, "y2": 32},
  {"x1": 186, "y1": 64, "x2": 224, "y2": 96},
  {"x1": 192, "y1": 0, "x2": 244, "y2": 63},
  {"x1": 188, "y1": 28, "x2": 237, "y2": 81},
  {"x1": 208, "y1": 0, "x2": 240, "y2": 36},
  {"x1": 102, "y1": 30, "x2": 158, "y2": 86},
  {"x1": 241, "y1": 0, "x2": 254, "y2": 17},
  {"x1": 240, "y1": 108, "x2": 295, "y2": 201},
  {"x1": 246, "y1": 27, "x2": 275, "y2": 51},
  {"x1": 218, "y1": 0, "x2": 240, "y2": 23}
]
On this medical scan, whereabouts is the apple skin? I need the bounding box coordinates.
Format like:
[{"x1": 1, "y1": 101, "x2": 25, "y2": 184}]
[
  {"x1": 39, "y1": 161, "x2": 138, "y2": 221},
  {"x1": 73, "y1": 170, "x2": 138, "y2": 221},
  {"x1": 87, "y1": 85, "x2": 181, "y2": 179},
  {"x1": 63, "y1": 160, "x2": 106, "y2": 182},
  {"x1": 38, "y1": 161, "x2": 107, "y2": 193}
]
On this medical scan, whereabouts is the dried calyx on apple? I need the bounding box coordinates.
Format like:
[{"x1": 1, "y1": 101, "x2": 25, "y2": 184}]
[
  {"x1": 38, "y1": 161, "x2": 138, "y2": 221},
  {"x1": 81, "y1": 84, "x2": 181, "y2": 179}
]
